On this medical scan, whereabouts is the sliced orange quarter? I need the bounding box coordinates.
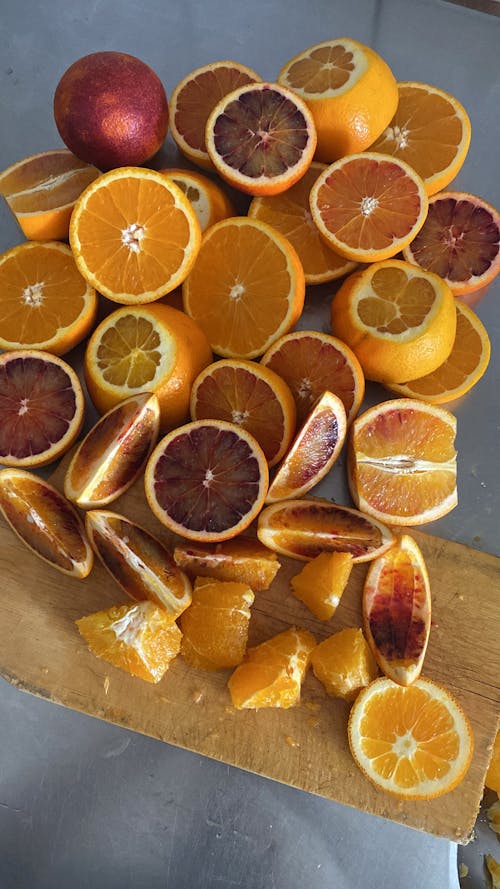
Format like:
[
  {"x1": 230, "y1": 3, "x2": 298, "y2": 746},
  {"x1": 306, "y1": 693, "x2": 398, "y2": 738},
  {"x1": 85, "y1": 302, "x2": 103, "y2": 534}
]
[
  {"x1": 310, "y1": 627, "x2": 378, "y2": 700},
  {"x1": 266, "y1": 391, "x2": 346, "y2": 503},
  {"x1": 183, "y1": 217, "x2": 305, "y2": 358},
  {"x1": 363, "y1": 535, "x2": 431, "y2": 686},
  {"x1": 180, "y1": 578, "x2": 254, "y2": 671},
  {"x1": 331, "y1": 259, "x2": 457, "y2": 384},
  {"x1": 174, "y1": 538, "x2": 281, "y2": 591},
  {"x1": 85, "y1": 510, "x2": 192, "y2": 619},
  {"x1": 348, "y1": 676, "x2": 474, "y2": 799},
  {"x1": 190, "y1": 358, "x2": 296, "y2": 467},
  {"x1": 69, "y1": 167, "x2": 201, "y2": 304},
  {"x1": 310, "y1": 152, "x2": 428, "y2": 263},
  {"x1": 76, "y1": 601, "x2": 182, "y2": 684},
  {"x1": 228, "y1": 627, "x2": 316, "y2": 709},
  {"x1": 160, "y1": 167, "x2": 235, "y2": 232},
  {"x1": 0, "y1": 468, "x2": 93, "y2": 578},
  {"x1": 0, "y1": 149, "x2": 99, "y2": 240},
  {"x1": 371, "y1": 82, "x2": 471, "y2": 196},
  {"x1": 290, "y1": 551, "x2": 353, "y2": 621},
  {"x1": 145, "y1": 419, "x2": 269, "y2": 542},
  {"x1": 261, "y1": 329, "x2": 365, "y2": 425},
  {"x1": 0, "y1": 241, "x2": 97, "y2": 355},
  {"x1": 348, "y1": 398, "x2": 458, "y2": 526}
]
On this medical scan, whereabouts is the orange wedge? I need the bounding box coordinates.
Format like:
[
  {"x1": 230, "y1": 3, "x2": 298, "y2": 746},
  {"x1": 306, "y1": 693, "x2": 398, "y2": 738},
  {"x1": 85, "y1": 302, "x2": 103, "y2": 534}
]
[
  {"x1": 290, "y1": 551, "x2": 353, "y2": 620},
  {"x1": 310, "y1": 627, "x2": 378, "y2": 700},
  {"x1": 160, "y1": 167, "x2": 235, "y2": 231},
  {"x1": 180, "y1": 578, "x2": 254, "y2": 671},
  {"x1": 173, "y1": 538, "x2": 281, "y2": 591},
  {"x1": 228, "y1": 627, "x2": 316, "y2": 709}
]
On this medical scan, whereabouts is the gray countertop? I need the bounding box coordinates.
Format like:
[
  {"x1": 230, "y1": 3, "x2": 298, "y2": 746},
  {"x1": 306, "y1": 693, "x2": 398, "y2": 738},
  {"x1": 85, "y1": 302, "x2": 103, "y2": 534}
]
[{"x1": 1, "y1": 1, "x2": 499, "y2": 887}]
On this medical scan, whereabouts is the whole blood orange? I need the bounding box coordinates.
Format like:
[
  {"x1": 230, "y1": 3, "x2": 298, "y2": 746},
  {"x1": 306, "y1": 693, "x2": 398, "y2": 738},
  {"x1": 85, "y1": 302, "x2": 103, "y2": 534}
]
[{"x1": 53, "y1": 52, "x2": 169, "y2": 170}]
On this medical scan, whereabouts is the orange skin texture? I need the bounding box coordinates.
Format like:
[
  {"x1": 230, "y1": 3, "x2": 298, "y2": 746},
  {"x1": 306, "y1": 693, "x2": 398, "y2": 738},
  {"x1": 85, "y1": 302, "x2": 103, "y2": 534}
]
[{"x1": 54, "y1": 52, "x2": 169, "y2": 170}]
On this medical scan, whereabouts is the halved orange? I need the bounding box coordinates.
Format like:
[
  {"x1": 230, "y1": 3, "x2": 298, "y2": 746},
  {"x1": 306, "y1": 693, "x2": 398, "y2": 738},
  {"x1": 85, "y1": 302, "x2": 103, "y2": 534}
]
[
  {"x1": 85, "y1": 510, "x2": 192, "y2": 618},
  {"x1": 261, "y1": 330, "x2": 365, "y2": 425},
  {"x1": 0, "y1": 241, "x2": 97, "y2": 355},
  {"x1": 403, "y1": 191, "x2": 500, "y2": 296},
  {"x1": 145, "y1": 419, "x2": 269, "y2": 542},
  {"x1": 180, "y1": 578, "x2": 254, "y2": 671},
  {"x1": 348, "y1": 676, "x2": 474, "y2": 799},
  {"x1": 69, "y1": 167, "x2": 201, "y2": 304},
  {"x1": 248, "y1": 163, "x2": 357, "y2": 284},
  {"x1": 190, "y1": 358, "x2": 296, "y2": 467},
  {"x1": 173, "y1": 538, "x2": 281, "y2": 591},
  {"x1": 205, "y1": 82, "x2": 317, "y2": 196},
  {"x1": 257, "y1": 499, "x2": 395, "y2": 562},
  {"x1": 388, "y1": 301, "x2": 491, "y2": 404},
  {"x1": 277, "y1": 38, "x2": 398, "y2": 163},
  {"x1": 310, "y1": 627, "x2": 378, "y2": 700},
  {"x1": 371, "y1": 82, "x2": 471, "y2": 195},
  {"x1": 0, "y1": 468, "x2": 93, "y2": 578},
  {"x1": 169, "y1": 60, "x2": 261, "y2": 170},
  {"x1": 363, "y1": 535, "x2": 431, "y2": 686},
  {"x1": 160, "y1": 167, "x2": 235, "y2": 232},
  {"x1": 348, "y1": 398, "x2": 458, "y2": 525},
  {"x1": 290, "y1": 551, "x2": 353, "y2": 620},
  {"x1": 183, "y1": 217, "x2": 305, "y2": 358},
  {"x1": 0, "y1": 149, "x2": 99, "y2": 240},
  {"x1": 330, "y1": 259, "x2": 457, "y2": 384},
  {"x1": 310, "y1": 152, "x2": 428, "y2": 263},
  {"x1": 265, "y1": 391, "x2": 346, "y2": 503},
  {"x1": 0, "y1": 350, "x2": 84, "y2": 467}
]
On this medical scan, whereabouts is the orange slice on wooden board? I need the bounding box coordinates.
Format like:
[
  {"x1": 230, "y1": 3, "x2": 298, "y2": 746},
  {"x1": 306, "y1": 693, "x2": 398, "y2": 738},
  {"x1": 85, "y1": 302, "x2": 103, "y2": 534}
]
[
  {"x1": 180, "y1": 578, "x2": 254, "y2": 671},
  {"x1": 0, "y1": 241, "x2": 97, "y2": 355},
  {"x1": 363, "y1": 535, "x2": 431, "y2": 686},
  {"x1": 265, "y1": 391, "x2": 346, "y2": 503},
  {"x1": 169, "y1": 60, "x2": 261, "y2": 170},
  {"x1": 348, "y1": 676, "x2": 474, "y2": 799},
  {"x1": 387, "y1": 301, "x2": 491, "y2": 404},
  {"x1": 205, "y1": 82, "x2": 317, "y2": 195},
  {"x1": 160, "y1": 167, "x2": 235, "y2": 232},
  {"x1": 0, "y1": 468, "x2": 93, "y2": 578},
  {"x1": 145, "y1": 419, "x2": 269, "y2": 542},
  {"x1": 190, "y1": 358, "x2": 296, "y2": 467},
  {"x1": 183, "y1": 217, "x2": 305, "y2": 359},
  {"x1": 64, "y1": 393, "x2": 160, "y2": 509},
  {"x1": 330, "y1": 259, "x2": 457, "y2": 384},
  {"x1": 371, "y1": 82, "x2": 471, "y2": 196},
  {"x1": 348, "y1": 398, "x2": 458, "y2": 526},
  {"x1": 277, "y1": 37, "x2": 398, "y2": 162},
  {"x1": 76, "y1": 601, "x2": 182, "y2": 684},
  {"x1": 248, "y1": 163, "x2": 357, "y2": 284},
  {"x1": 84, "y1": 303, "x2": 212, "y2": 430},
  {"x1": 290, "y1": 551, "x2": 353, "y2": 621},
  {"x1": 403, "y1": 191, "x2": 500, "y2": 297},
  {"x1": 257, "y1": 499, "x2": 395, "y2": 563},
  {"x1": 228, "y1": 627, "x2": 316, "y2": 709},
  {"x1": 261, "y1": 330, "x2": 365, "y2": 426},
  {"x1": 310, "y1": 627, "x2": 378, "y2": 700},
  {"x1": 0, "y1": 149, "x2": 99, "y2": 240},
  {"x1": 310, "y1": 152, "x2": 428, "y2": 263},
  {"x1": 69, "y1": 167, "x2": 201, "y2": 304},
  {"x1": 174, "y1": 538, "x2": 281, "y2": 591},
  {"x1": 85, "y1": 510, "x2": 192, "y2": 618},
  {"x1": 0, "y1": 350, "x2": 84, "y2": 468}
]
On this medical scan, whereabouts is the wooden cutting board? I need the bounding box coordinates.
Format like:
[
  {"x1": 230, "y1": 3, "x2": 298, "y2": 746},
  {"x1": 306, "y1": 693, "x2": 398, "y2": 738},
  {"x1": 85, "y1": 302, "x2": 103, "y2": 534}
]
[{"x1": 1, "y1": 457, "x2": 499, "y2": 844}]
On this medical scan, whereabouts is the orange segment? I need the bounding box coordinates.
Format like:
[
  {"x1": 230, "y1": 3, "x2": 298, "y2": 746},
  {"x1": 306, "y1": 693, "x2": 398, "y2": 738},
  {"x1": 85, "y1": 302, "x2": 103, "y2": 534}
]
[
  {"x1": 160, "y1": 167, "x2": 235, "y2": 231},
  {"x1": 69, "y1": 167, "x2": 201, "y2": 304},
  {"x1": 174, "y1": 538, "x2": 281, "y2": 591},
  {"x1": 0, "y1": 241, "x2": 97, "y2": 355},
  {"x1": 169, "y1": 60, "x2": 261, "y2": 170},
  {"x1": 190, "y1": 358, "x2": 296, "y2": 467},
  {"x1": 183, "y1": 217, "x2": 305, "y2": 359},
  {"x1": 388, "y1": 301, "x2": 491, "y2": 403},
  {"x1": 145, "y1": 419, "x2": 269, "y2": 542},
  {"x1": 0, "y1": 149, "x2": 99, "y2": 240},
  {"x1": 348, "y1": 676, "x2": 474, "y2": 799},
  {"x1": 180, "y1": 579, "x2": 254, "y2": 671},
  {"x1": 310, "y1": 627, "x2": 378, "y2": 700},
  {"x1": 371, "y1": 82, "x2": 471, "y2": 196},
  {"x1": 228, "y1": 627, "x2": 316, "y2": 709},
  {"x1": 278, "y1": 38, "x2": 398, "y2": 162},
  {"x1": 261, "y1": 329, "x2": 365, "y2": 425},
  {"x1": 330, "y1": 259, "x2": 457, "y2": 384},
  {"x1": 76, "y1": 601, "x2": 182, "y2": 683},
  {"x1": 290, "y1": 551, "x2": 353, "y2": 620},
  {"x1": 205, "y1": 82, "x2": 317, "y2": 196},
  {"x1": 266, "y1": 391, "x2": 346, "y2": 503},
  {"x1": 0, "y1": 468, "x2": 93, "y2": 578},
  {"x1": 348, "y1": 398, "x2": 458, "y2": 525},
  {"x1": 310, "y1": 152, "x2": 428, "y2": 263}
]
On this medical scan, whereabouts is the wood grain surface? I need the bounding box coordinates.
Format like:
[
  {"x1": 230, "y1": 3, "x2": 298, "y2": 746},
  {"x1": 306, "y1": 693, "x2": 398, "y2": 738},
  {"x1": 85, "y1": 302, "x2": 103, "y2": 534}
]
[{"x1": 0, "y1": 456, "x2": 499, "y2": 844}]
